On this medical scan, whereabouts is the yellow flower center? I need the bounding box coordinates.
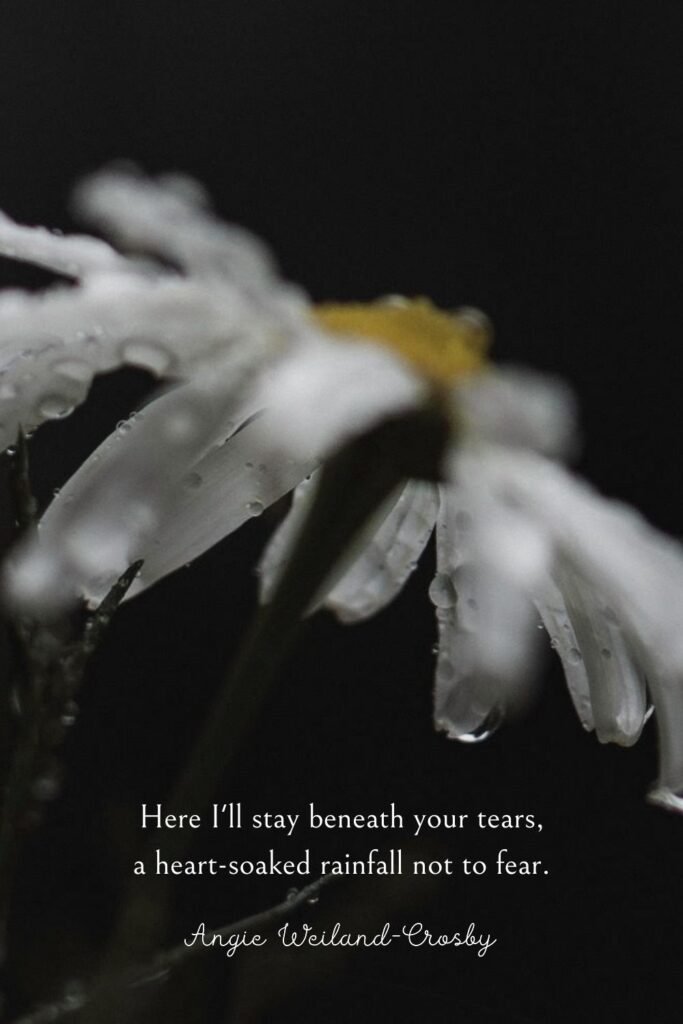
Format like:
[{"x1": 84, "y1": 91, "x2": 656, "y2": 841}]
[{"x1": 313, "y1": 297, "x2": 490, "y2": 383}]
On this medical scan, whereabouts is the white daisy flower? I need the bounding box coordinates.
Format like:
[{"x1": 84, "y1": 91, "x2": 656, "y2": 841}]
[{"x1": 3, "y1": 173, "x2": 683, "y2": 810}]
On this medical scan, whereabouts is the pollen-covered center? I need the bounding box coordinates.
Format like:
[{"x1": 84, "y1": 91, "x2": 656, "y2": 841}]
[{"x1": 314, "y1": 297, "x2": 490, "y2": 382}]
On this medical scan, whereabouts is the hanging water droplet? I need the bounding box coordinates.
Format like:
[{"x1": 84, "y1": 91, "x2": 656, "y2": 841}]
[
  {"x1": 246, "y1": 499, "x2": 264, "y2": 517},
  {"x1": 61, "y1": 701, "x2": 78, "y2": 728},
  {"x1": 428, "y1": 572, "x2": 458, "y2": 609},
  {"x1": 37, "y1": 394, "x2": 75, "y2": 420},
  {"x1": 116, "y1": 419, "x2": 133, "y2": 434},
  {"x1": 122, "y1": 341, "x2": 172, "y2": 375},
  {"x1": 457, "y1": 706, "x2": 504, "y2": 744}
]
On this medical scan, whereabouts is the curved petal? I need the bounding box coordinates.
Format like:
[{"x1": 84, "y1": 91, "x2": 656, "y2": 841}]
[
  {"x1": 255, "y1": 336, "x2": 427, "y2": 462},
  {"x1": 0, "y1": 209, "x2": 129, "y2": 279},
  {"x1": 74, "y1": 169, "x2": 278, "y2": 288},
  {"x1": 454, "y1": 367, "x2": 577, "y2": 457},
  {"x1": 553, "y1": 565, "x2": 647, "y2": 746},
  {"x1": 323, "y1": 480, "x2": 439, "y2": 623},
  {"x1": 6, "y1": 379, "x2": 314, "y2": 614},
  {"x1": 431, "y1": 487, "x2": 540, "y2": 741},
  {"x1": 533, "y1": 577, "x2": 594, "y2": 732}
]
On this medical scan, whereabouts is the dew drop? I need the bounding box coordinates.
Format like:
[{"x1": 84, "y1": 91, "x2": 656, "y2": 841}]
[
  {"x1": 116, "y1": 419, "x2": 132, "y2": 434},
  {"x1": 38, "y1": 394, "x2": 76, "y2": 420},
  {"x1": 61, "y1": 701, "x2": 78, "y2": 728},
  {"x1": 428, "y1": 572, "x2": 458, "y2": 609},
  {"x1": 246, "y1": 499, "x2": 264, "y2": 517},
  {"x1": 457, "y1": 707, "x2": 504, "y2": 744},
  {"x1": 122, "y1": 341, "x2": 172, "y2": 375}
]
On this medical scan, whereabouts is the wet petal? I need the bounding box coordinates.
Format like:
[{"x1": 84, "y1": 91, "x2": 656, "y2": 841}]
[
  {"x1": 7, "y1": 378, "x2": 313, "y2": 613},
  {"x1": 0, "y1": 210, "x2": 129, "y2": 279},
  {"x1": 431, "y1": 488, "x2": 540, "y2": 741},
  {"x1": 553, "y1": 565, "x2": 647, "y2": 746},
  {"x1": 255, "y1": 337, "x2": 427, "y2": 461},
  {"x1": 454, "y1": 367, "x2": 576, "y2": 457},
  {"x1": 74, "y1": 169, "x2": 277, "y2": 287},
  {"x1": 323, "y1": 480, "x2": 439, "y2": 622},
  {"x1": 533, "y1": 577, "x2": 594, "y2": 732}
]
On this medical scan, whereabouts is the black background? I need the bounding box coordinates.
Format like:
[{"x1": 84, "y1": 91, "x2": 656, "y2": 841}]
[{"x1": 1, "y1": 2, "x2": 683, "y2": 1021}]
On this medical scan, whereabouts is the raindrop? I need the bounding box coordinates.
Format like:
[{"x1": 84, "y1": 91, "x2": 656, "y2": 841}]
[
  {"x1": 61, "y1": 701, "x2": 78, "y2": 728},
  {"x1": 38, "y1": 394, "x2": 75, "y2": 420},
  {"x1": 116, "y1": 420, "x2": 133, "y2": 434},
  {"x1": 122, "y1": 341, "x2": 172, "y2": 375},
  {"x1": 246, "y1": 499, "x2": 264, "y2": 517},
  {"x1": 457, "y1": 707, "x2": 504, "y2": 744},
  {"x1": 428, "y1": 572, "x2": 457, "y2": 609},
  {"x1": 568, "y1": 648, "x2": 582, "y2": 665}
]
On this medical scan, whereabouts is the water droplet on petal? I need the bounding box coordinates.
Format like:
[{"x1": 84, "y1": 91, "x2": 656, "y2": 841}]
[
  {"x1": 61, "y1": 701, "x2": 78, "y2": 728},
  {"x1": 428, "y1": 572, "x2": 458, "y2": 609},
  {"x1": 38, "y1": 394, "x2": 76, "y2": 420},
  {"x1": 246, "y1": 499, "x2": 264, "y2": 517},
  {"x1": 116, "y1": 419, "x2": 133, "y2": 434},
  {"x1": 53, "y1": 354, "x2": 92, "y2": 382},
  {"x1": 122, "y1": 341, "x2": 172, "y2": 375},
  {"x1": 457, "y1": 707, "x2": 504, "y2": 744}
]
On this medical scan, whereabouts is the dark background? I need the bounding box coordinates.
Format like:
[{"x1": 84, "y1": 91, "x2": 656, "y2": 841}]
[{"x1": 1, "y1": 2, "x2": 683, "y2": 1021}]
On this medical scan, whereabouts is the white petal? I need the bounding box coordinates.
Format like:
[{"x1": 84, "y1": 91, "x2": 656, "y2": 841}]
[
  {"x1": 255, "y1": 337, "x2": 427, "y2": 461},
  {"x1": 0, "y1": 210, "x2": 129, "y2": 279},
  {"x1": 431, "y1": 488, "x2": 539, "y2": 741},
  {"x1": 533, "y1": 577, "x2": 594, "y2": 732},
  {"x1": 454, "y1": 367, "x2": 576, "y2": 457},
  {"x1": 0, "y1": 274, "x2": 306, "y2": 451},
  {"x1": 6, "y1": 378, "x2": 313, "y2": 613},
  {"x1": 258, "y1": 474, "x2": 319, "y2": 604},
  {"x1": 553, "y1": 565, "x2": 647, "y2": 746},
  {"x1": 323, "y1": 480, "x2": 439, "y2": 622},
  {"x1": 74, "y1": 170, "x2": 277, "y2": 287}
]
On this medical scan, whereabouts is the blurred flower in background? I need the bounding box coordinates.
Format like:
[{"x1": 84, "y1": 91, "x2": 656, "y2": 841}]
[{"x1": 2, "y1": 171, "x2": 683, "y2": 810}]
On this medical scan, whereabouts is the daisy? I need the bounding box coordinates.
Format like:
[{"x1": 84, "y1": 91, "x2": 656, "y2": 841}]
[{"x1": 3, "y1": 172, "x2": 683, "y2": 811}]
